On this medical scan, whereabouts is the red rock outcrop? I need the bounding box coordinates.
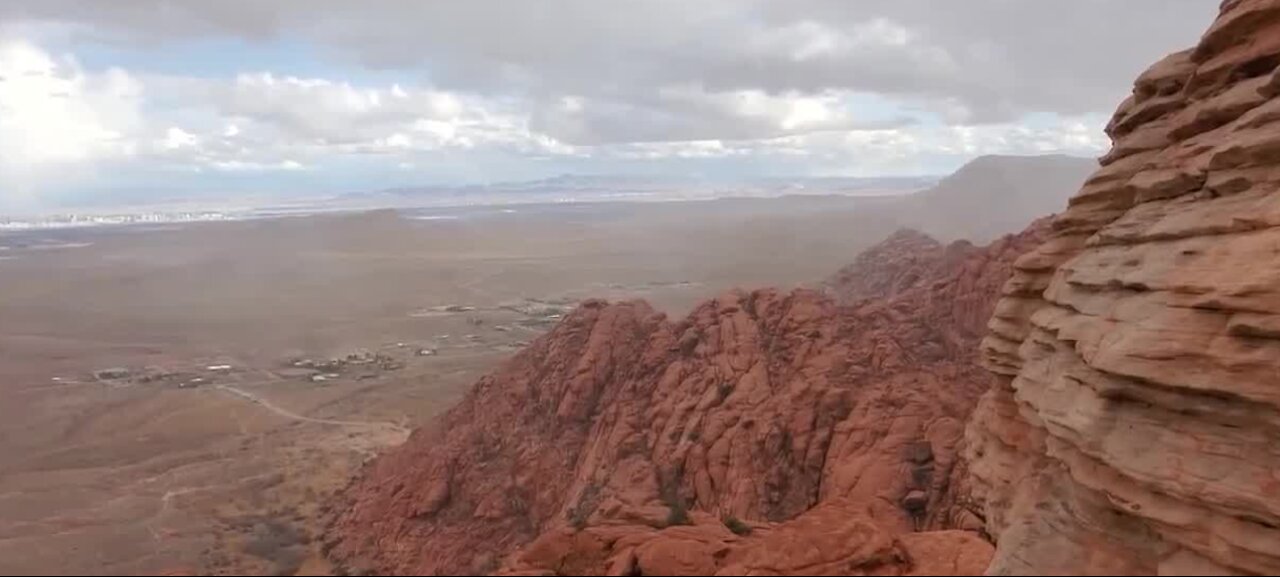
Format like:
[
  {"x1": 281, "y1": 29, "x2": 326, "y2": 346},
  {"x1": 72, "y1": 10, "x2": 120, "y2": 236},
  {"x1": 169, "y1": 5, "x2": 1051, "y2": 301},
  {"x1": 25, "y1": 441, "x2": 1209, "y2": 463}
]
[
  {"x1": 326, "y1": 221, "x2": 1045, "y2": 575},
  {"x1": 496, "y1": 499, "x2": 992, "y2": 576},
  {"x1": 966, "y1": 1, "x2": 1280, "y2": 574},
  {"x1": 825, "y1": 229, "x2": 950, "y2": 305}
]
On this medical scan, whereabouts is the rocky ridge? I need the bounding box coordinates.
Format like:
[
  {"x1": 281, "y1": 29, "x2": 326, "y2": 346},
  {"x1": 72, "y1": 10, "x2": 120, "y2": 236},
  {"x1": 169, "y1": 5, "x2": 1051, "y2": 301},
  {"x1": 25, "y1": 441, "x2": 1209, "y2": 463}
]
[
  {"x1": 326, "y1": 222, "x2": 1046, "y2": 575},
  {"x1": 966, "y1": 0, "x2": 1280, "y2": 574}
]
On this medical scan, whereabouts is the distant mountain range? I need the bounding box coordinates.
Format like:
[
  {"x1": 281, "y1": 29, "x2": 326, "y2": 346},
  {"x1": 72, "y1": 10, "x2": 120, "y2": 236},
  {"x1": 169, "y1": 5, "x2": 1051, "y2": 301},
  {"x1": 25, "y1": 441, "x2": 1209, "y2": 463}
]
[
  {"x1": 353, "y1": 173, "x2": 941, "y2": 207},
  {"x1": 352, "y1": 155, "x2": 1095, "y2": 239},
  {"x1": 4, "y1": 155, "x2": 1094, "y2": 236},
  {"x1": 886, "y1": 154, "x2": 1097, "y2": 242}
]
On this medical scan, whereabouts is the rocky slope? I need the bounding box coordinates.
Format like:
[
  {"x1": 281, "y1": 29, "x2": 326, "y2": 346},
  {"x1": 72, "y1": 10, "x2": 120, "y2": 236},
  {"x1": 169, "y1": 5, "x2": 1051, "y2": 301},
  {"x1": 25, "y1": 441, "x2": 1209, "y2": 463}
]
[
  {"x1": 497, "y1": 499, "x2": 992, "y2": 576},
  {"x1": 892, "y1": 154, "x2": 1095, "y2": 244},
  {"x1": 823, "y1": 227, "x2": 1048, "y2": 307},
  {"x1": 823, "y1": 230, "x2": 952, "y2": 306},
  {"x1": 325, "y1": 223, "x2": 1046, "y2": 575},
  {"x1": 966, "y1": 0, "x2": 1280, "y2": 574}
]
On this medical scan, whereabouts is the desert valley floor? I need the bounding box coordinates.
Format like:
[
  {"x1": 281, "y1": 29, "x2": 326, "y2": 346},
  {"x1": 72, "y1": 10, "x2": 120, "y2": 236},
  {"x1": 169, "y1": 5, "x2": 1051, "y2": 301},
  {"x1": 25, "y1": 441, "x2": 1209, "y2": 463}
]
[{"x1": 0, "y1": 197, "x2": 922, "y2": 575}]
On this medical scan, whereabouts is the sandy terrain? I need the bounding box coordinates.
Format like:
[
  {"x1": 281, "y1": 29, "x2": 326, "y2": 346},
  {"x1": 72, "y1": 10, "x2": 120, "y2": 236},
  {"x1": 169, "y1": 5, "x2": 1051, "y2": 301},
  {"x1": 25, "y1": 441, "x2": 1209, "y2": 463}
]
[{"x1": 0, "y1": 197, "x2": 907, "y2": 575}]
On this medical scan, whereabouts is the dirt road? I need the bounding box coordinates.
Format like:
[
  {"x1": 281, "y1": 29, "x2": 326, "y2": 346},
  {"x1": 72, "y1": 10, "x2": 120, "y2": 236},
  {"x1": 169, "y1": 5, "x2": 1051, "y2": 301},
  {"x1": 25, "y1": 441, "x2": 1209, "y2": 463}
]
[{"x1": 216, "y1": 385, "x2": 410, "y2": 435}]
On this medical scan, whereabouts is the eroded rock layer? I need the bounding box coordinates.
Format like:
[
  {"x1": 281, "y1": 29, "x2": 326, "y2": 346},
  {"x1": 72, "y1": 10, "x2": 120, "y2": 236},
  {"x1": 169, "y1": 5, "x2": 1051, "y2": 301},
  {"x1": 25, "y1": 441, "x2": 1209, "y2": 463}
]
[
  {"x1": 966, "y1": 1, "x2": 1280, "y2": 574},
  {"x1": 326, "y1": 224, "x2": 1044, "y2": 575},
  {"x1": 496, "y1": 499, "x2": 992, "y2": 577}
]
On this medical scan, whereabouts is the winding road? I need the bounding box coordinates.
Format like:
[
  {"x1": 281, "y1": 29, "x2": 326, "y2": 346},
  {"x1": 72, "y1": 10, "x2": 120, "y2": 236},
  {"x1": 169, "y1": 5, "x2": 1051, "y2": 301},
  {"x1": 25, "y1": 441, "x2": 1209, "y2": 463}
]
[{"x1": 215, "y1": 384, "x2": 409, "y2": 434}]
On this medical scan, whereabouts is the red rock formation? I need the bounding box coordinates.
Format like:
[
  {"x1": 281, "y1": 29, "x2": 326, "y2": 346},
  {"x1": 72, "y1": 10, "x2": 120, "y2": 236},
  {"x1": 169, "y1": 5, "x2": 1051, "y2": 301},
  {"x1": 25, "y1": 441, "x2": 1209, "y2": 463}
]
[
  {"x1": 966, "y1": 1, "x2": 1280, "y2": 574},
  {"x1": 825, "y1": 229, "x2": 950, "y2": 305},
  {"x1": 327, "y1": 223, "x2": 1046, "y2": 575},
  {"x1": 497, "y1": 499, "x2": 992, "y2": 576}
]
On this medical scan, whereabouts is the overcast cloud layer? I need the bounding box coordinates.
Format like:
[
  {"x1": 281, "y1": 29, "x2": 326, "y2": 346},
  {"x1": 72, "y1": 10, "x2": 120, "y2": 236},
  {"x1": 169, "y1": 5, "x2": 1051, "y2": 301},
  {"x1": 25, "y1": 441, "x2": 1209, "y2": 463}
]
[{"x1": 0, "y1": 0, "x2": 1218, "y2": 208}]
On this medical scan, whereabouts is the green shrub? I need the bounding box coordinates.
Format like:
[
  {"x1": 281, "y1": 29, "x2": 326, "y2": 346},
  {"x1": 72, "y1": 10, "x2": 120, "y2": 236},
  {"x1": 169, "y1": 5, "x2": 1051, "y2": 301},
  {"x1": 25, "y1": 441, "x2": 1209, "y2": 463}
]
[
  {"x1": 722, "y1": 515, "x2": 752, "y2": 536},
  {"x1": 665, "y1": 499, "x2": 690, "y2": 527},
  {"x1": 716, "y1": 382, "x2": 734, "y2": 402},
  {"x1": 659, "y1": 465, "x2": 691, "y2": 527},
  {"x1": 566, "y1": 483, "x2": 602, "y2": 531}
]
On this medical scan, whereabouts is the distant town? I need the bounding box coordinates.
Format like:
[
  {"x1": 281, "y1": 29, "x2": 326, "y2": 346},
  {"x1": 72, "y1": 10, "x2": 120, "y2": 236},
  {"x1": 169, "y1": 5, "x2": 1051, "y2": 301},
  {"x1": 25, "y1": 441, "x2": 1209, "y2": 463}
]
[{"x1": 0, "y1": 211, "x2": 239, "y2": 230}]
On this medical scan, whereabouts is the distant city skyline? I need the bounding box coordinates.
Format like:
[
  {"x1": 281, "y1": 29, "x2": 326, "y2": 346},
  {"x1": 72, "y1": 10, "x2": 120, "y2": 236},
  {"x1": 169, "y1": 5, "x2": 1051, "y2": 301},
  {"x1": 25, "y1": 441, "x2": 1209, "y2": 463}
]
[{"x1": 0, "y1": 1, "x2": 1217, "y2": 209}]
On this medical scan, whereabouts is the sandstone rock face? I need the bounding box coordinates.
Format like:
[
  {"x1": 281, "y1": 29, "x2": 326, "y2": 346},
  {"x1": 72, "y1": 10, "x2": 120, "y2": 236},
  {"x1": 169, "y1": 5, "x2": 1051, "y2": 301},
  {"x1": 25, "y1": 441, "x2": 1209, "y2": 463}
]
[
  {"x1": 966, "y1": 1, "x2": 1280, "y2": 574},
  {"x1": 825, "y1": 229, "x2": 950, "y2": 305},
  {"x1": 327, "y1": 224, "x2": 1044, "y2": 575},
  {"x1": 826, "y1": 226, "x2": 1047, "y2": 309},
  {"x1": 496, "y1": 499, "x2": 992, "y2": 577}
]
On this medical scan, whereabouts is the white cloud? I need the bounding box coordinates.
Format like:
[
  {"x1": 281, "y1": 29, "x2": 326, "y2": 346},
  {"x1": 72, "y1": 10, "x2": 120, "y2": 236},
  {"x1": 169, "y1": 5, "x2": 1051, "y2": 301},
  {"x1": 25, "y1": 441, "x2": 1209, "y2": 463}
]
[
  {"x1": 17, "y1": 1, "x2": 1215, "y2": 145},
  {"x1": 0, "y1": 38, "x2": 142, "y2": 198},
  {"x1": 194, "y1": 71, "x2": 559, "y2": 156},
  {"x1": 209, "y1": 159, "x2": 306, "y2": 171},
  {"x1": 531, "y1": 86, "x2": 911, "y2": 145},
  {"x1": 0, "y1": 1, "x2": 1218, "y2": 134},
  {"x1": 767, "y1": 18, "x2": 914, "y2": 63},
  {"x1": 162, "y1": 126, "x2": 197, "y2": 149},
  {"x1": 0, "y1": 8, "x2": 1147, "y2": 205},
  {"x1": 614, "y1": 140, "x2": 741, "y2": 160}
]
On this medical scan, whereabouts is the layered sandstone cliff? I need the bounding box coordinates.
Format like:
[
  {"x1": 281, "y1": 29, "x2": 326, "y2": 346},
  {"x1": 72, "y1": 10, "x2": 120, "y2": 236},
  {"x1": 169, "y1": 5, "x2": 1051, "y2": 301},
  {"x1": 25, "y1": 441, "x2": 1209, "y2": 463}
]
[
  {"x1": 966, "y1": 0, "x2": 1280, "y2": 574},
  {"x1": 326, "y1": 224, "x2": 1045, "y2": 575}
]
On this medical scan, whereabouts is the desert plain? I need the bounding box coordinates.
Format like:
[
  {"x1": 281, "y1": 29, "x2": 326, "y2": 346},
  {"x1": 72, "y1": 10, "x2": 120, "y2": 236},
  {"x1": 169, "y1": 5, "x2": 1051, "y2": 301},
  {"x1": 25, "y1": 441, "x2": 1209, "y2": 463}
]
[{"x1": 0, "y1": 196, "x2": 907, "y2": 575}]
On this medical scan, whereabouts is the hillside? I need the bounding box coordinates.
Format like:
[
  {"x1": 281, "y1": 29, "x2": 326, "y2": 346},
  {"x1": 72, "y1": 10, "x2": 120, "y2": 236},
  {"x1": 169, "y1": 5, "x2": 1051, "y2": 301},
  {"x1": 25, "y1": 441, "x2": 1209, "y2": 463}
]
[
  {"x1": 323, "y1": 4, "x2": 1280, "y2": 574},
  {"x1": 892, "y1": 154, "x2": 1096, "y2": 243},
  {"x1": 324, "y1": 222, "x2": 1046, "y2": 575}
]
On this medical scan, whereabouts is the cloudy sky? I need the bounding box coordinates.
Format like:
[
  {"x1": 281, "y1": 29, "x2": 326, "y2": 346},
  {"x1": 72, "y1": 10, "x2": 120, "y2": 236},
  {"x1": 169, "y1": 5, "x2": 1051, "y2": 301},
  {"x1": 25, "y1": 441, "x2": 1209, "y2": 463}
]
[{"x1": 0, "y1": 0, "x2": 1218, "y2": 209}]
